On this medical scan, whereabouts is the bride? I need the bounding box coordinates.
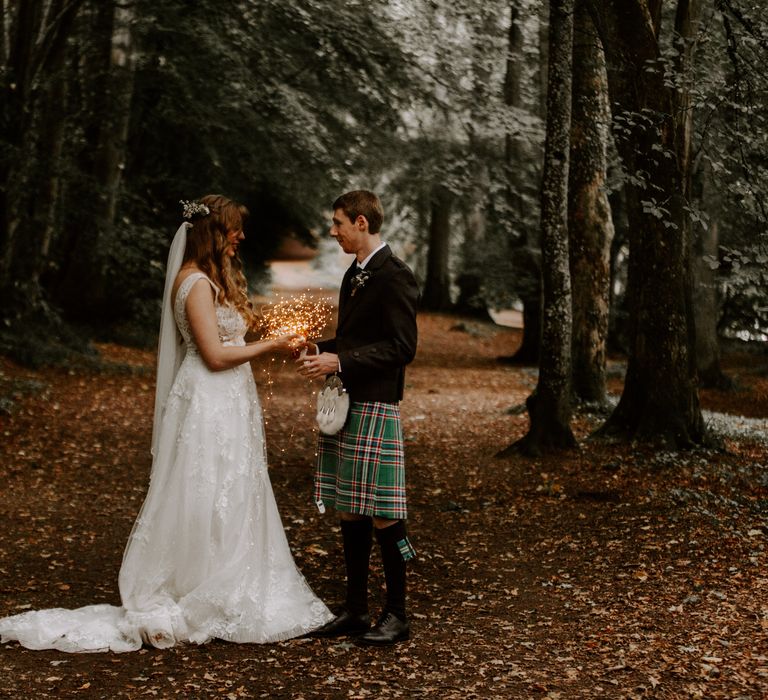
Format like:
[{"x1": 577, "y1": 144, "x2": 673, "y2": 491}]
[{"x1": 0, "y1": 195, "x2": 332, "y2": 652}]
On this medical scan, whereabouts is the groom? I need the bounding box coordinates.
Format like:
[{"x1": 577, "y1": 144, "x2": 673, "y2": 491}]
[{"x1": 297, "y1": 190, "x2": 419, "y2": 646}]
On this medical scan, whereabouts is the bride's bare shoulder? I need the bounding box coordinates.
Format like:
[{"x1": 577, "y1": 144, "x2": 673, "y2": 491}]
[{"x1": 171, "y1": 265, "x2": 205, "y2": 302}]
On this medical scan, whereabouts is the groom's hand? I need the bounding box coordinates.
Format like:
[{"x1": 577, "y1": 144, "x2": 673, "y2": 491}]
[
  {"x1": 296, "y1": 350, "x2": 339, "y2": 380},
  {"x1": 293, "y1": 340, "x2": 319, "y2": 358}
]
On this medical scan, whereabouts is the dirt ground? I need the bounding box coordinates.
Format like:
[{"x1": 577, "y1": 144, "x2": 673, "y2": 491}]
[{"x1": 0, "y1": 313, "x2": 766, "y2": 699}]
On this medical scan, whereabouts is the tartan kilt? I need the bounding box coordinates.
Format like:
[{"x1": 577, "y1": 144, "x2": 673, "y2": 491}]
[{"x1": 315, "y1": 401, "x2": 407, "y2": 520}]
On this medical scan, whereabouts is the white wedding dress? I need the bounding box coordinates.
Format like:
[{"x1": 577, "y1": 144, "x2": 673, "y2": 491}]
[{"x1": 0, "y1": 272, "x2": 332, "y2": 652}]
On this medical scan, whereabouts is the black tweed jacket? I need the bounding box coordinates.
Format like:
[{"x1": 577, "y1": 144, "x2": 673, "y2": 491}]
[{"x1": 316, "y1": 244, "x2": 419, "y2": 403}]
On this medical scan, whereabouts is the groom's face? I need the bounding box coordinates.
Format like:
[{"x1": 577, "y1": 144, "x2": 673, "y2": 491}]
[{"x1": 330, "y1": 209, "x2": 366, "y2": 255}]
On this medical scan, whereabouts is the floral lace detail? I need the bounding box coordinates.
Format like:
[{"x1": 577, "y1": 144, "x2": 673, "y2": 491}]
[{"x1": 174, "y1": 272, "x2": 247, "y2": 348}]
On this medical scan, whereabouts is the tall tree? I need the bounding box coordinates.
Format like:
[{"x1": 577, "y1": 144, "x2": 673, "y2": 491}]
[
  {"x1": 501, "y1": 0, "x2": 577, "y2": 457},
  {"x1": 0, "y1": 0, "x2": 86, "y2": 310},
  {"x1": 0, "y1": 0, "x2": 418, "y2": 356},
  {"x1": 587, "y1": 0, "x2": 706, "y2": 446},
  {"x1": 422, "y1": 184, "x2": 453, "y2": 311},
  {"x1": 57, "y1": 1, "x2": 136, "y2": 318},
  {"x1": 455, "y1": 2, "x2": 503, "y2": 321},
  {"x1": 568, "y1": 1, "x2": 614, "y2": 406},
  {"x1": 687, "y1": 3, "x2": 730, "y2": 388},
  {"x1": 692, "y1": 159, "x2": 731, "y2": 388},
  {"x1": 506, "y1": 0, "x2": 541, "y2": 364},
  {"x1": 701, "y1": 3, "x2": 768, "y2": 345}
]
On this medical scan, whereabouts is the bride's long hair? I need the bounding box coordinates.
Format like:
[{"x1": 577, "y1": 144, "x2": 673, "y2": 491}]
[{"x1": 182, "y1": 194, "x2": 256, "y2": 329}]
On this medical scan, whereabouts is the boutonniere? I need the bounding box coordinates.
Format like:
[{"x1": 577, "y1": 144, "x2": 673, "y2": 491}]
[{"x1": 350, "y1": 268, "x2": 371, "y2": 296}]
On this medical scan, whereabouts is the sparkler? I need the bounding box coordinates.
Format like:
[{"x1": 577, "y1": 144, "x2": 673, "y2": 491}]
[
  {"x1": 259, "y1": 293, "x2": 333, "y2": 341},
  {"x1": 258, "y1": 292, "x2": 334, "y2": 458}
]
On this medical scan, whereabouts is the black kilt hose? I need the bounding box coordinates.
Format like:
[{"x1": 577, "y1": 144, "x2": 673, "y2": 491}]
[{"x1": 314, "y1": 245, "x2": 418, "y2": 536}]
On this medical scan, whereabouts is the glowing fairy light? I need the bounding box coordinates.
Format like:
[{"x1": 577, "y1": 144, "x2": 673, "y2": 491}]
[
  {"x1": 256, "y1": 292, "x2": 332, "y2": 458},
  {"x1": 259, "y1": 293, "x2": 333, "y2": 341}
]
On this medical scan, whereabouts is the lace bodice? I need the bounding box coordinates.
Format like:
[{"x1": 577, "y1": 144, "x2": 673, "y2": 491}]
[{"x1": 174, "y1": 272, "x2": 247, "y2": 348}]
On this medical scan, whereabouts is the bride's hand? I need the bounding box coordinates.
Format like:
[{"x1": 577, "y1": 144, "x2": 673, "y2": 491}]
[{"x1": 271, "y1": 333, "x2": 304, "y2": 354}]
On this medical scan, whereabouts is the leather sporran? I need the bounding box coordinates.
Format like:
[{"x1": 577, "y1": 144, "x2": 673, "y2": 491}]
[{"x1": 316, "y1": 375, "x2": 349, "y2": 435}]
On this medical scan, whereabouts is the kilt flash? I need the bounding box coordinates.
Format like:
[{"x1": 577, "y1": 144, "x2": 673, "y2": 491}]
[{"x1": 315, "y1": 401, "x2": 408, "y2": 520}]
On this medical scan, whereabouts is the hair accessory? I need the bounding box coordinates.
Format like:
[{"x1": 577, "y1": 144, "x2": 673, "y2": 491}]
[{"x1": 180, "y1": 199, "x2": 210, "y2": 219}]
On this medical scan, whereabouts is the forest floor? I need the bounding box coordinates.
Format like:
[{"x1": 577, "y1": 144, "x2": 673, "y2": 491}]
[{"x1": 0, "y1": 311, "x2": 767, "y2": 700}]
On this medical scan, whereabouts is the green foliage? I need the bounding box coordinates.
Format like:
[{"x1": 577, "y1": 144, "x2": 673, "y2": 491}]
[
  {"x1": 109, "y1": 0, "x2": 424, "y2": 331},
  {"x1": 385, "y1": 0, "x2": 544, "y2": 308},
  {"x1": 1, "y1": 0, "x2": 422, "y2": 352},
  {"x1": 692, "y1": 3, "x2": 768, "y2": 339},
  {"x1": 126, "y1": 0, "x2": 414, "y2": 230},
  {"x1": 100, "y1": 221, "x2": 169, "y2": 346},
  {"x1": 716, "y1": 239, "x2": 768, "y2": 339},
  {"x1": 598, "y1": 2, "x2": 768, "y2": 343},
  {"x1": 7, "y1": 0, "x2": 768, "y2": 355}
]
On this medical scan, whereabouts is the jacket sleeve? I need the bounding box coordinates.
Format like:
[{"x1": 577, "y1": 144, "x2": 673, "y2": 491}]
[
  {"x1": 316, "y1": 338, "x2": 337, "y2": 354},
  {"x1": 337, "y1": 266, "x2": 419, "y2": 377}
]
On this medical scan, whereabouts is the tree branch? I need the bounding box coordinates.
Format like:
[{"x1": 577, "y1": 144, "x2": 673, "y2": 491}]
[
  {"x1": 31, "y1": 0, "x2": 88, "y2": 88},
  {"x1": 716, "y1": 0, "x2": 768, "y2": 54},
  {"x1": 0, "y1": 0, "x2": 7, "y2": 67},
  {"x1": 717, "y1": 7, "x2": 768, "y2": 223}
]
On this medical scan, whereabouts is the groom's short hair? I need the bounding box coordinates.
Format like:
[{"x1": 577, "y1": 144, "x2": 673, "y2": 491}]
[{"x1": 333, "y1": 190, "x2": 384, "y2": 234}]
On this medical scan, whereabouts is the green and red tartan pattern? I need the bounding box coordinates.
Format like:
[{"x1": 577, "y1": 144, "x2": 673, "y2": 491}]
[{"x1": 315, "y1": 402, "x2": 407, "y2": 520}]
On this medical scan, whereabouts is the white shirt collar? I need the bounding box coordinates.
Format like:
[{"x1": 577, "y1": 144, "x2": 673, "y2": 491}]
[{"x1": 358, "y1": 242, "x2": 387, "y2": 269}]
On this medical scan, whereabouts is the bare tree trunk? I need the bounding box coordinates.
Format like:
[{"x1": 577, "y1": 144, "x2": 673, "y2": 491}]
[
  {"x1": 456, "y1": 5, "x2": 496, "y2": 321},
  {"x1": 0, "y1": 0, "x2": 93, "y2": 364},
  {"x1": 99, "y1": 3, "x2": 135, "y2": 227},
  {"x1": 0, "y1": 0, "x2": 6, "y2": 64},
  {"x1": 504, "y1": 245, "x2": 541, "y2": 365},
  {"x1": 677, "y1": 0, "x2": 729, "y2": 389},
  {"x1": 0, "y1": 0, "x2": 85, "y2": 307},
  {"x1": 538, "y1": 0, "x2": 549, "y2": 119},
  {"x1": 568, "y1": 1, "x2": 614, "y2": 407},
  {"x1": 455, "y1": 205, "x2": 493, "y2": 320},
  {"x1": 607, "y1": 186, "x2": 630, "y2": 352},
  {"x1": 36, "y1": 68, "x2": 67, "y2": 262},
  {"x1": 504, "y1": 1, "x2": 525, "y2": 179},
  {"x1": 588, "y1": 0, "x2": 706, "y2": 447},
  {"x1": 57, "y1": 1, "x2": 136, "y2": 320},
  {"x1": 693, "y1": 159, "x2": 731, "y2": 388},
  {"x1": 505, "y1": 0, "x2": 541, "y2": 363},
  {"x1": 500, "y1": 0, "x2": 576, "y2": 457},
  {"x1": 422, "y1": 185, "x2": 453, "y2": 312},
  {"x1": 0, "y1": 0, "x2": 43, "y2": 291}
]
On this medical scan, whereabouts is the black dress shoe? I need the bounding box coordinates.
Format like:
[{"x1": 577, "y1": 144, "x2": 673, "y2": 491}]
[
  {"x1": 356, "y1": 612, "x2": 410, "y2": 646},
  {"x1": 311, "y1": 609, "x2": 371, "y2": 638}
]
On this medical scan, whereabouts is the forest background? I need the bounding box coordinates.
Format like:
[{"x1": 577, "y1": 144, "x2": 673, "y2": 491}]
[
  {"x1": 2, "y1": 0, "x2": 768, "y2": 447},
  {"x1": 2, "y1": 2, "x2": 768, "y2": 697}
]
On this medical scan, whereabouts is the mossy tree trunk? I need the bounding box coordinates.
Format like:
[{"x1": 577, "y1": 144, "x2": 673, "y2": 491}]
[
  {"x1": 501, "y1": 0, "x2": 577, "y2": 457},
  {"x1": 568, "y1": 1, "x2": 614, "y2": 407},
  {"x1": 588, "y1": 0, "x2": 707, "y2": 447},
  {"x1": 506, "y1": 1, "x2": 541, "y2": 363}
]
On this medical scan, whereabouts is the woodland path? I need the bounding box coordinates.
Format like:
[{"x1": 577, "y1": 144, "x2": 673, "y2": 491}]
[{"x1": 0, "y1": 313, "x2": 766, "y2": 699}]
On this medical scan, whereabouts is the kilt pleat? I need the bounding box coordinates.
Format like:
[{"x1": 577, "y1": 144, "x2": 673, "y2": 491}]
[{"x1": 315, "y1": 402, "x2": 407, "y2": 519}]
